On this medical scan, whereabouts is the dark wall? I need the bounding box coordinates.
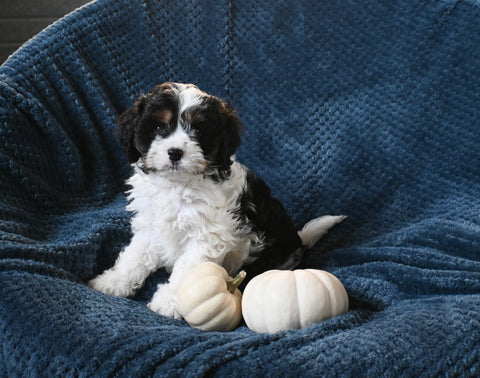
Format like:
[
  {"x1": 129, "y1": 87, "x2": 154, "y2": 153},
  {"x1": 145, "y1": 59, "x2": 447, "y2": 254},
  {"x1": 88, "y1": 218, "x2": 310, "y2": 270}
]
[{"x1": 0, "y1": 0, "x2": 90, "y2": 63}]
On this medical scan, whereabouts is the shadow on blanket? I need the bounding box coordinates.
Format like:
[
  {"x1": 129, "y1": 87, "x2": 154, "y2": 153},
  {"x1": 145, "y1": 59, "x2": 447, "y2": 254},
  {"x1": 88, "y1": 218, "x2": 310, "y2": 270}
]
[{"x1": 0, "y1": 0, "x2": 479, "y2": 375}]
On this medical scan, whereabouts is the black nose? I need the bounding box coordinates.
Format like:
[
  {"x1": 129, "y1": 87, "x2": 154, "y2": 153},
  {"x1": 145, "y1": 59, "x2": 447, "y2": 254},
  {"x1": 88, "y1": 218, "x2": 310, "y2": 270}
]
[{"x1": 168, "y1": 148, "x2": 184, "y2": 162}]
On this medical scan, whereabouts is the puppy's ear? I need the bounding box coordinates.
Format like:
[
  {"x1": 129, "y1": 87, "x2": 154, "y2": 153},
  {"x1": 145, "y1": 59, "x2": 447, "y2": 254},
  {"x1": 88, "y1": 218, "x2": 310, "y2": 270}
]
[
  {"x1": 116, "y1": 95, "x2": 147, "y2": 163},
  {"x1": 217, "y1": 102, "x2": 243, "y2": 168}
]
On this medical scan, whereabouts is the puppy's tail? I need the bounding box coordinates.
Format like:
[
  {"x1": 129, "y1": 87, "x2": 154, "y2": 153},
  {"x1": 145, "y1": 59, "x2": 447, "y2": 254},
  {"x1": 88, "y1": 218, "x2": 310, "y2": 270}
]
[{"x1": 298, "y1": 215, "x2": 347, "y2": 249}]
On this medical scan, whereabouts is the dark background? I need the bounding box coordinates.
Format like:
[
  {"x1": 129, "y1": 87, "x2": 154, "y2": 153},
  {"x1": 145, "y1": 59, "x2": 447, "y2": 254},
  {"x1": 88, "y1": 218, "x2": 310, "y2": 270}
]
[{"x1": 0, "y1": 0, "x2": 90, "y2": 63}]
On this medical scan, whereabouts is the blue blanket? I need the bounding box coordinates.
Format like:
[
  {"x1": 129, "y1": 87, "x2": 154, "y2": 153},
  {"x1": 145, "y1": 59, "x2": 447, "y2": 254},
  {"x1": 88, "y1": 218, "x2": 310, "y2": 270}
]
[{"x1": 1, "y1": 0, "x2": 479, "y2": 375}]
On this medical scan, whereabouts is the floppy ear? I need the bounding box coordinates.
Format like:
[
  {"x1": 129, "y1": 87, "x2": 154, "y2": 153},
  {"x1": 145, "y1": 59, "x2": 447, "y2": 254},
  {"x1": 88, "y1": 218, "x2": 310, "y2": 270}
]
[
  {"x1": 116, "y1": 95, "x2": 147, "y2": 163},
  {"x1": 216, "y1": 101, "x2": 243, "y2": 170}
]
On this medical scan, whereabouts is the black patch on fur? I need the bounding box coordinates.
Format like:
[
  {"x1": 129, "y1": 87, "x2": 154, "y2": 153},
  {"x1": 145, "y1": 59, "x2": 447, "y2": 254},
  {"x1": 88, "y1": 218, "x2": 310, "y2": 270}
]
[
  {"x1": 237, "y1": 169, "x2": 303, "y2": 287},
  {"x1": 188, "y1": 97, "x2": 242, "y2": 180},
  {"x1": 116, "y1": 84, "x2": 180, "y2": 163},
  {"x1": 116, "y1": 95, "x2": 146, "y2": 163}
]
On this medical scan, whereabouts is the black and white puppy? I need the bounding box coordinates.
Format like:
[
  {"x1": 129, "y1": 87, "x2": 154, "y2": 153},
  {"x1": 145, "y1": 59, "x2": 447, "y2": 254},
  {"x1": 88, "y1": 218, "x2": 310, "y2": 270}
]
[{"x1": 89, "y1": 82, "x2": 345, "y2": 319}]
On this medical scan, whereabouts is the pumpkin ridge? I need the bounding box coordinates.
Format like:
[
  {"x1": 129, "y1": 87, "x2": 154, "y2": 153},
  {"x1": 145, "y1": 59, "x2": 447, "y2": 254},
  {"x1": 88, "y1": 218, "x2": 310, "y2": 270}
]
[
  {"x1": 264, "y1": 276, "x2": 277, "y2": 333},
  {"x1": 199, "y1": 292, "x2": 239, "y2": 331},
  {"x1": 191, "y1": 292, "x2": 227, "y2": 321},
  {"x1": 293, "y1": 270, "x2": 302, "y2": 329},
  {"x1": 308, "y1": 269, "x2": 334, "y2": 322}
]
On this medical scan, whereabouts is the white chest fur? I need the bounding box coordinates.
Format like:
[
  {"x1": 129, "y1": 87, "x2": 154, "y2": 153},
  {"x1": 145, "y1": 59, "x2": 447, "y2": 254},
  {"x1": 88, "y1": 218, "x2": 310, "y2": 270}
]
[{"x1": 125, "y1": 162, "x2": 261, "y2": 273}]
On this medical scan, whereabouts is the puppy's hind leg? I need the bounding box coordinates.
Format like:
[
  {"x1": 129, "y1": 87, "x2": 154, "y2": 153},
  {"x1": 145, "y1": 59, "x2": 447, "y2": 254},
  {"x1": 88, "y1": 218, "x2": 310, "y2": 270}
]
[
  {"x1": 88, "y1": 232, "x2": 161, "y2": 297},
  {"x1": 297, "y1": 215, "x2": 347, "y2": 249}
]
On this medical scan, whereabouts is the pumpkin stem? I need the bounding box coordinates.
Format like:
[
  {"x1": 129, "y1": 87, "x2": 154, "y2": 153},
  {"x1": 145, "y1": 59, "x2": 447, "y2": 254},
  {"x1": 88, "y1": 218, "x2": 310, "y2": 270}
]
[{"x1": 227, "y1": 270, "x2": 246, "y2": 293}]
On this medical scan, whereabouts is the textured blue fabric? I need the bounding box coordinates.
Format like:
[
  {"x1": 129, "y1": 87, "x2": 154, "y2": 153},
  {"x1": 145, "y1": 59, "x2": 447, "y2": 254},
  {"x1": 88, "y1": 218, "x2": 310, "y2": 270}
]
[{"x1": 1, "y1": 0, "x2": 480, "y2": 375}]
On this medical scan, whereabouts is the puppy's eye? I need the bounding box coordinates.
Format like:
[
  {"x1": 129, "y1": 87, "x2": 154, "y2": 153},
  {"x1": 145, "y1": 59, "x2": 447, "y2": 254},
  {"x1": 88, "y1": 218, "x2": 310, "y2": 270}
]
[
  {"x1": 155, "y1": 122, "x2": 169, "y2": 133},
  {"x1": 192, "y1": 121, "x2": 214, "y2": 134}
]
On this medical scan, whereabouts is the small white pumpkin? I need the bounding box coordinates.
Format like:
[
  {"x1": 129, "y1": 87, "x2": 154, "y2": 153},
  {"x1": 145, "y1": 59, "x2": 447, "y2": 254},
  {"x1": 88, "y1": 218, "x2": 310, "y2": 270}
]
[
  {"x1": 242, "y1": 269, "x2": 348, "y2": 333},
  {"x1": 177, "y1": 262, "x2": 246, "y2": 332}
]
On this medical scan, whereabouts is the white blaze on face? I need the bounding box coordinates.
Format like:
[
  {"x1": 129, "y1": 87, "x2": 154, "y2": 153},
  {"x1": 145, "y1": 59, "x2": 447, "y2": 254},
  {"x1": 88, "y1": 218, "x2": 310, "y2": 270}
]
[{"x1": 178, "y1": 84, "x2": 206, "y2": 114}]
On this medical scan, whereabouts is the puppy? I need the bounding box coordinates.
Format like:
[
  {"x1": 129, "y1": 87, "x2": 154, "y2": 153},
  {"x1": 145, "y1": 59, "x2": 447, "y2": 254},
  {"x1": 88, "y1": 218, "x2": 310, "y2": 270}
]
[{"x1": 89, "y1": 82, "x2": 345, "y2": 319}]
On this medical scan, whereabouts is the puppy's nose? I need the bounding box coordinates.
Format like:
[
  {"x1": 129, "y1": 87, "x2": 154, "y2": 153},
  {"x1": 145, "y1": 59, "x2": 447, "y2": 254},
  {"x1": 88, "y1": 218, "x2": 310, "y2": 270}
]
[{"x1": 168, "y1": 148, "x2": 184, "y2": 162}]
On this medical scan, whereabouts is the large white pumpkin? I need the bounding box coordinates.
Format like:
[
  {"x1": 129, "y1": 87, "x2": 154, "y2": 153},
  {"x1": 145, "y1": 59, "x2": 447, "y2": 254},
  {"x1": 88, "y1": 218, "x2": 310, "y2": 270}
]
[
  {"x1": 242, "y1": 269, "x2": 348, "y2": 333},
  {"x1": 177, "y1": 262, "x2": 245, "y2": 332}
]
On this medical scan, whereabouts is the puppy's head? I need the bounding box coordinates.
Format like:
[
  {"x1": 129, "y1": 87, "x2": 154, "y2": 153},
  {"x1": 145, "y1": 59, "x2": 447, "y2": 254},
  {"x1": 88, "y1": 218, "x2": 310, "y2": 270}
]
[{"x1": 116, "y1": 82, "x2": 242, "y2": 179}]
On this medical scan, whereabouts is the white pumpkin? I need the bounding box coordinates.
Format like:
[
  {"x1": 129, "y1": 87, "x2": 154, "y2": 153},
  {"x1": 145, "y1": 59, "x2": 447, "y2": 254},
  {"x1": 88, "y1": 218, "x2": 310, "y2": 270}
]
[
  {"x1": 177, "y1": 262, "x2": 246, "y2": 332},
  {"x1": 242, "y1": 269, "x2": 348, "y2": 333}
]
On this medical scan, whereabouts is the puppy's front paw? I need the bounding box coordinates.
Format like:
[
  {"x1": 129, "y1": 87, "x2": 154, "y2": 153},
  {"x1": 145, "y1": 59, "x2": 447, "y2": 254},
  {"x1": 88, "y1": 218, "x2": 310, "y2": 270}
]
[
  {"x1": 88, "y1": 269, "x2": 136, "y2": 297},
  {"x1": 148, "y1": 284, "x2": 182, "y2": 319}
]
